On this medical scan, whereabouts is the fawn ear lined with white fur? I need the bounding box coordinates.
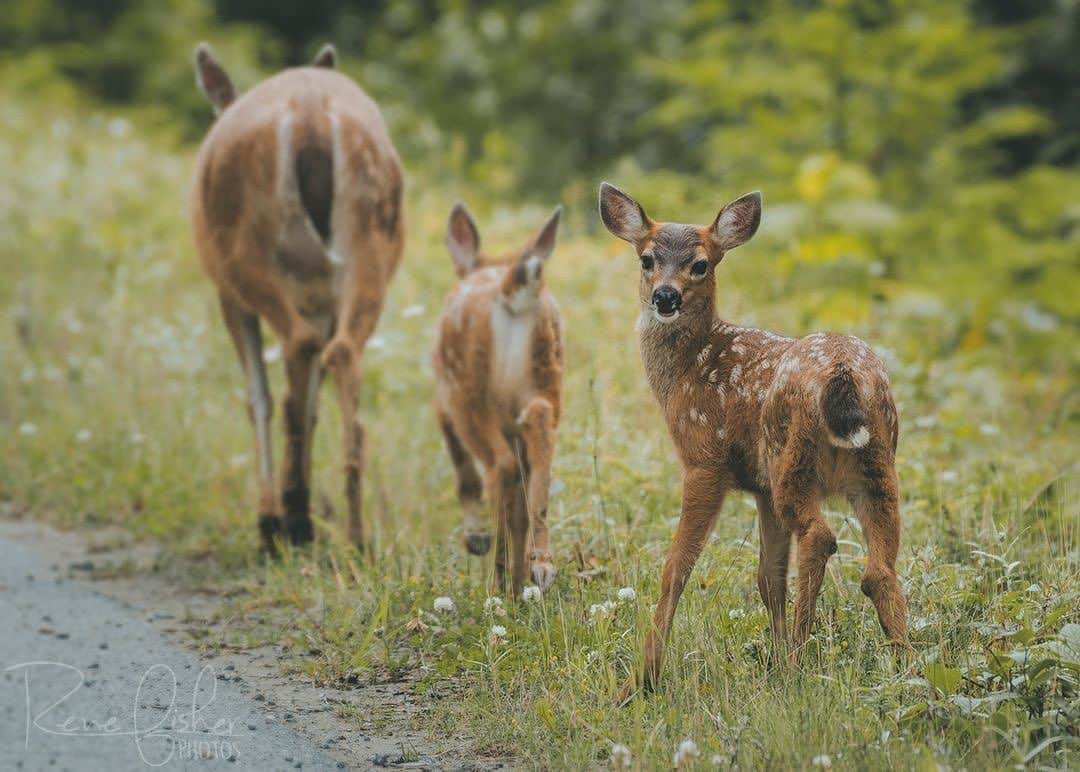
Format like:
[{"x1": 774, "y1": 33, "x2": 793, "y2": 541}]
[
  {"x1": 446, "y1": 202, "x2": 481, "y2": 277},
  {"x1": 193, "y1": 43, "x2": 236, "y2": 114},
  {"x1": 710, "y1": 191, "x2": 762, "y2": 251},
  {"x1": 598, "y1": 182, "x2": 651, "y2": 244},
  {"x1": 526, "y1": 206, "x2": 562, "y2": 261},
  {"x1": 311, "y1": 43, "x2": 338, "y2": 69}
]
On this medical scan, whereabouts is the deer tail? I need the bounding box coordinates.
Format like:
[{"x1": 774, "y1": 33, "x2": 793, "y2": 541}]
[{"x1": 821, "y1": 368, "x2": 870, "y2": 449}]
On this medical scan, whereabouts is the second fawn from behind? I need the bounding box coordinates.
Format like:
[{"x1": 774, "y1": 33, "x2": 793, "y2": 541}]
[
  {"x1": 433, "y1": 204, "x2": 564, "y2": 596},
  {"x1": 599, "y1": 182, "x2": 910, "y2": 697}
]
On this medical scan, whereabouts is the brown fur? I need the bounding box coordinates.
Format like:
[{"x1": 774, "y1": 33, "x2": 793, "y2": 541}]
[
  {"x1": 433, "y1": 204, "x2": 563, "y2": 596},
  {"x1": 599, "y1": 183, "x2": 909, "y2": 698},
  {"x1": 190, "y1": 43, "x2": 405, "y2": 551}
]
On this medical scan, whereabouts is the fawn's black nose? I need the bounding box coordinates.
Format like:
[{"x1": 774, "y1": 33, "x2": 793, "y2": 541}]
[{"x1": 652, "y1": 286, "x2": 682, "y2": 317}]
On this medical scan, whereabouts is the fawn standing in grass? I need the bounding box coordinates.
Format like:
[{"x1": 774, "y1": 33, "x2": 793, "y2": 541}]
[
  {"x1": 191, "y1": 43, "x2": 404, "y2": 551},
  {"x1": 599, "y1": 182, "x2": 909, "y2": 696},
  {"x1": 433, "y1": 203, "x2": 563, "y2": 596}
]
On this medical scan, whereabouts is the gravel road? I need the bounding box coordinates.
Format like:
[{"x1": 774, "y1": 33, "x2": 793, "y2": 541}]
[{"x1": 0, "y1": 519, "x2": 343, "y2": 771}]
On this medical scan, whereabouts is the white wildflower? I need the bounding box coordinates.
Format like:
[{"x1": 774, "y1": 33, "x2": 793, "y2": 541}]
[
  {"x1": 589, "y1": 600, "x2": 617, "y2": 622},
  {"x1": 433, "y1": 596, "x2": 455, "y2": 614},
  {"x1": 130, "y1": 432, "x2": 145, "y2": 445},
  {"x1": 522, "y1": 585, "x2": 542, "y2": 603},
  {"x1": 18, "y1": 422, "x2": 38, "y2": 436},
  {"x1": 617, "y1": 587, "x2": 637, "y2": 603},
  {"x1": 263, "y1": 345, "x2": 282, "y2": 364},
  {"x1": 812, "y1": 754, "x2": 832, "y2": 768},
  {"x1": 402, "y1": 303, "x2": 425, "y2": 318},
  {"x1": 107, "y1": 117, "x2": 130, "y2": 139},
  {"x1": 75, "y1": 429, "x2": 92, "y2": 443},
  {"x1": 979, "y1": 423, "x2": 1000, "y2": 436},
  {"x1": 728, "y1": 608, "x2": 745, "y2": 619},
  {"x1": 610, "y1": 743, "x2": 632, "y2": 769},
  {"x1": 488, "y1": 624, "x2": 507, "y2": 644},
  {"x1": 483, "y1": 596, "x2": 507, "y2": 617},
  {"x1": 941, "y1": 470, "x2": 958, "y2": 483},
  {"x1": 673, "y1": 739, "x2": 699, "y2": 767},
  {"x1": 711, "y1": 754, "x2": 723, "y2": 766},
  {"x1": 20, "y1": 367, "x2": 35, "y2": 383}
]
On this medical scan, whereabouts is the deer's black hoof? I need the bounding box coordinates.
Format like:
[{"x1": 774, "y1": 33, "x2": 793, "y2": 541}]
[
  {"x1": 464, "y1": 531, "x2": 491, "y2": 556},
  {"x1": 284, "y1": 515, "x2": 314, "y2": 545},
  {"x1": 258, "y1": 514, "x2": 283, "y2": 556}
]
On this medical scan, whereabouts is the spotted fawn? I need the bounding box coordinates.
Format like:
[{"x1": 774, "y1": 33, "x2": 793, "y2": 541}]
[{"x1": 599, "y1": 182, "x2": 909, "y2": 697}]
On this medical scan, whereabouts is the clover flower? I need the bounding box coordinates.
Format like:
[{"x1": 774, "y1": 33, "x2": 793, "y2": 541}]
[
  {"x1": 484, "y1": 596, "x2": 507, "y2": 617},
  {"x1": 610, "y1": 743, "x2": 632, "y2": 769},
  {"x1": 433, "y1": 596, "x2": 455, "y2": 614},
  {"x1": 522, "y1": 585, "x2": 542, "y2": 603},
  {"x1": 674, "y1": 738, "x2": 699, "y2": 767}
]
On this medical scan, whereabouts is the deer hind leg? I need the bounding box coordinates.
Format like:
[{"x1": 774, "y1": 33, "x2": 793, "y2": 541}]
[
  {"x1": 517, "y1": 397, "x2": 557, "y2": 590},
  {"x1": 849, "y1": 467, "x2": 909, "y2": 650},
  {"x1": 755, "y1": 493, "x2": 792, "y2": 660},
  {"x1": 219, "y1": 294, "x2": 279, "y2": 551},
  {"x1": 773, "y1": 436, "x2": 835, "y2": 663},
  {"x1": 280, "y1": 329, "x2": 325, "y2": 545},
  {"x1": 437, "y1": 411, "x2": 489, "y2": 556},
  {"x1": 323, "y1": 231, "x2": 398, "y2": 551}
]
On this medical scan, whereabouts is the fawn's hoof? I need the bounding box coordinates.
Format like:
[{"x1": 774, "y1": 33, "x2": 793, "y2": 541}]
[
  {"x1": 530, "y1": 559, "x2": 557, "y2": 591},
  {"x1": 284, "y1": 515, "x2": 314, "y2": 545},
  {"x1": 464, "y1": 531, "x2": 491, "y2": 556}
]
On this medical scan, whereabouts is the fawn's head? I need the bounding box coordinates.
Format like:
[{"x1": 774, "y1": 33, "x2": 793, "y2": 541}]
[
  {"x1": 193, "y1": 42, "x2": 338, "y2": 115},
  {"x1": 445, "y1": 203, "x2": 562, "y2": 313},
  {"x1": 598, "y1": 183, "x2": 761, "y2": 325}
]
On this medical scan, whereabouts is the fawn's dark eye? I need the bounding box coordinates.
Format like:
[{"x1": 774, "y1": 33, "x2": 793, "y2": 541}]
[
  {"x1": 690, "y1": 260, "x2": 708, "y2": 277},
  {"x1": 640, "y1": 255, "x2": 655, "y2": 271}
]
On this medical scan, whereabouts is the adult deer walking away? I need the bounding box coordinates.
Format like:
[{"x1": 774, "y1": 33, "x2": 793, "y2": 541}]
[
  {"x1": 599, "y1": 183, "x2": 909, "y2": 697},
  {"x1": 191, "y1": 44, "x2": 404, "y2": 551},
  {"x1": 433, "y1": 204, "x2": 563, "y2": 596}
]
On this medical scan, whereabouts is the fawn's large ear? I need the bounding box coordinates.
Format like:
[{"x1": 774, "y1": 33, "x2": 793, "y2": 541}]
[
  {"x1": 312, "y1": 43, "x2": 337, "y2": 69},
  {"x1": 446, "y1": 202, "x2": 481, "y2": 277},
  {"x1": 194, "y1": 43, "x2": 236, "y2": 114},
  {"x1": 710, "y1": 191, "x2": 762, "y2": 251},
  {"x1": 526, "y1": 206, "x2": 562, "y2": 261},
  {"x1": 599, "y1": 182, "x2": 652, "y2": 244}
]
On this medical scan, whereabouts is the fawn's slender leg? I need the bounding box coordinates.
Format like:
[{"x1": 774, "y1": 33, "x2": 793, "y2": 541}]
[
  {"x1": 517, "y1": 396, "x2": 557, "y2": 590},
  {"x1": 622, "y1": 468, "x2": 725, "y2": 700},
  {"x1": 773, "y1": 433, "x2": 835, "y2": 662},
  {"x1": 486, "y1": 452, "x2": 521, "y2": 597},
  {"x1": 755, "y1": 493, "x2": 792, "y2": 657},
  {"x1": 219, "y1": 294, "x2": 279, "y2": 550},
  {"x1": 280, "y1": 333, "x2": 323, "y2": 544},
  {"x1": 508, "y1": 463, "x2": 530, "y2": 594},
  {"x1": 437, "y1": 411, "x2": 489, "y2": 555},
  {"x1": 849, "y1": 467, "x2": 909, "y2": 648}
]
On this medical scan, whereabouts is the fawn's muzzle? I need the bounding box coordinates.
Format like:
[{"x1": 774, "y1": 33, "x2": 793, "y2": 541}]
[{"x1": 652, "y1": 286, "x2": 682, "y2": 317}]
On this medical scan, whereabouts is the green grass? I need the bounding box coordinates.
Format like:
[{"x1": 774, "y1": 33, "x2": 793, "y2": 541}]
[{"x1": 1, "y1": 87, "x2": 1078, "y2": 770}]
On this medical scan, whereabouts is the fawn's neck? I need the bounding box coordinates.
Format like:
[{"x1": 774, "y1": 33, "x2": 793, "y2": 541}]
[{"x1": 637, "y1": 298, "x2": 718, "y2": 406}]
